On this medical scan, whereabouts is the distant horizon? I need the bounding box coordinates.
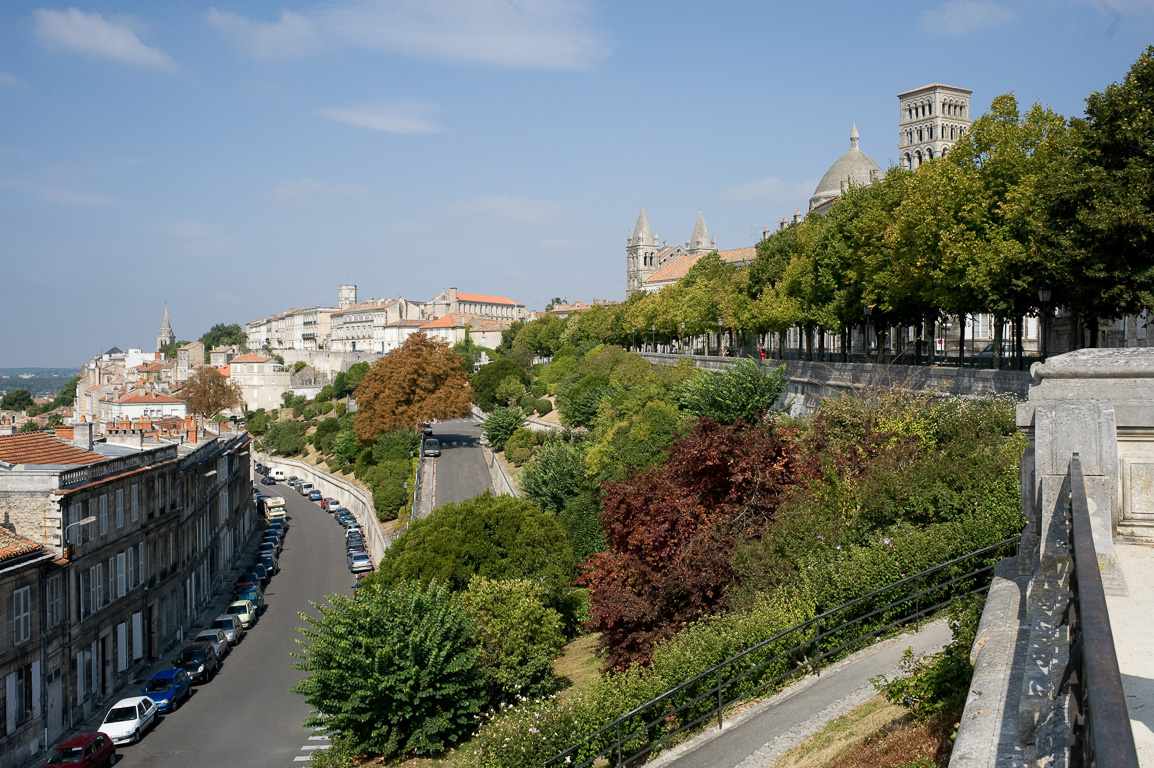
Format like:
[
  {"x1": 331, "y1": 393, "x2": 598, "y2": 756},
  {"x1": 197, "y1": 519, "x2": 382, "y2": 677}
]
[{"x1": 4, "y1": 1, "x2": 1153, "y2": 367}]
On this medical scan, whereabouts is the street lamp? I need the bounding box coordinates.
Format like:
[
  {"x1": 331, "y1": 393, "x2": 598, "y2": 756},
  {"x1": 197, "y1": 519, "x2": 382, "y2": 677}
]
[
  {"x1": 1038, "y1": 287, "x2": 1052, "y2": 361},
  {"x1": 680, "y1": 322, "x2": 685, "y2": 354},
  {"x1": 631, "y1": 327, "x2": 636, "y2": 351},
  {"x1": 63, "y1": 515, "x2": 96, "y2": 559},
  {"x1": 717, "y1": 317, "x2": 724, "y2": 356},
  {"x1": 650, "y1": 324, "x2": 656, "y2": 352}
]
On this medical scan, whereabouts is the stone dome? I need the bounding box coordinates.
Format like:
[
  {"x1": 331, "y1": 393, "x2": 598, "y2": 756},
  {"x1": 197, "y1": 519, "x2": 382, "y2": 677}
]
[{"x1": 809, "y1": 124, "x2": 883, "y2": 211}]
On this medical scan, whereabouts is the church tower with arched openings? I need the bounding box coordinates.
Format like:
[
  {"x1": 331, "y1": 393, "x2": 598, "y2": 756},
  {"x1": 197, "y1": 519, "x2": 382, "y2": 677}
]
[
  {"x1": 626, "y1": 206, "x2": 660, "y2": 296},
  {"x1": 156, "y1": 304, "x2": 175, "y2": 353},
  {"x1": 898, "y1": 83, "x2": 972, "y2": 170}
]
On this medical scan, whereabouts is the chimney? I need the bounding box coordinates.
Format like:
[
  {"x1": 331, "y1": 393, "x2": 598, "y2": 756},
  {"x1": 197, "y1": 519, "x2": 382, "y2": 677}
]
[
  {"x1": 187, "y1": 426, "x2": 197, "y2": 444},
  {"x1": 793, "y1": 210, "x2": 803, "y2": 225},
  {"x1": 73, "y1": 421, "x2": 94, "y2": 451}
]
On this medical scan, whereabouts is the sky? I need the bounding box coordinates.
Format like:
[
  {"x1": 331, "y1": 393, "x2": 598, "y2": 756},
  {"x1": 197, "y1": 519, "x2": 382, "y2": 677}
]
[{"x1": 2, "y1": 0, "x2": 1153, "y2": 368}]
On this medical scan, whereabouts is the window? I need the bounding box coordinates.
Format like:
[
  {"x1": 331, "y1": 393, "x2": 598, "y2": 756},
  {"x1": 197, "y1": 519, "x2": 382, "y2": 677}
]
[
  {"x1": 70, "y1": 502, "x2": 84, "y2": 545},
  {"x1": 116, "y1": 489, "x2": 124, "y2": 529},
  {"x1": 47, "y1": 575, "x2": 63, "y2": 627},
  {"x1": 107, "y1": 557, "x2": 114, "y2": 603},
  {"x1": 99, "y1": 495, "x2": 108, "y2": 536},
  {"x1": 13, "y1": 586, "x2": 31, "y2": 644},
  {"x1": 12, "y1": 665, "x2": 34, "y2": 725},
  {"x1": 117, "y1": 552, "x2": 127, "y2": 598},
  {"x1": 131, "y1": 484, "x2": 139, "y2": 522}
]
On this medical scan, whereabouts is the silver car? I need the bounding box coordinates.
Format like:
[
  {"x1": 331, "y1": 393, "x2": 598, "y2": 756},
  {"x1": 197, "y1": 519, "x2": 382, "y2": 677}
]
[
  {"x1": 194, "y1": 628, "x2": 229, "y2": 660},
  {"x1": 210, "y1": 614, "x2": 245, "y2": 645}
]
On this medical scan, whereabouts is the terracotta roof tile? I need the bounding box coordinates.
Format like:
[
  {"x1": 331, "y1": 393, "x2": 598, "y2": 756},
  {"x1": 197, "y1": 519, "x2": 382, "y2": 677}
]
[
  {"x1": 0, "y1": 528, "x2": 42, "y2": 565},
  {"x1": 456, "y1": 292, "x2": 523, "y2": 307},
  {"x1": 105, "y1": 391, "x2": 185, "y2": 405},
  {"x1": 644, "y1": 247, "x2": 758, "y2": 285},
  {"x1": 0, "y1": 432, "x2": 105, "y2": 466},
  {"x1": 230, "y1": 353, "x2": 272, "y2": 363}
]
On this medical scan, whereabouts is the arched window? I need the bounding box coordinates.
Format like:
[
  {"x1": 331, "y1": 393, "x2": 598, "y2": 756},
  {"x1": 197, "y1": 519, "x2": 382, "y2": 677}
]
[
  {"x1": 926, "y1": 148, "x2": 934, "y2": 160},
  {"x1": 942, "y1": 146, "x2": 950, "y2": 157},
  {"x1": 904, "y1": 152, "x2": 912, "y2": 169},
  {"x1": 916, "y1": 150, "x2": 923, "y2": 166},
  {"x1": 918, "y1": 128, "x2": 923, "y2": 142}
]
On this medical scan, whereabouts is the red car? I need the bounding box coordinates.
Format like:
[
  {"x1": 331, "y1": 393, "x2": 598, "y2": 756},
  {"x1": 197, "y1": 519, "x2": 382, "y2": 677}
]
[{"x1": 46, "y1": 732, "x2": 115, "y2": 768}]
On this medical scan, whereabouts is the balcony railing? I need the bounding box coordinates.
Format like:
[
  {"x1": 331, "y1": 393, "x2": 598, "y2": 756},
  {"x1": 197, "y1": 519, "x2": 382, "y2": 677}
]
[{"x1": 60, "y1": 444, "x2": 179, "y2": 488}]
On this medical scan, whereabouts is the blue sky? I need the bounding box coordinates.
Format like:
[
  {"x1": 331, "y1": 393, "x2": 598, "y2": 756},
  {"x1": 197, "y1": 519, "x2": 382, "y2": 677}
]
[{"x1": 2, "y1": 0, "x2": 1152, "y2": 367}]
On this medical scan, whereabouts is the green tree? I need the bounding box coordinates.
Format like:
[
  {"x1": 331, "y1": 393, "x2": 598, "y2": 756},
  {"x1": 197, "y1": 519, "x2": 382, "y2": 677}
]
[
  {"x1": 0, "y1": 389, "x2": 34, "y2": 412},
  {"x1": 480, "y1": 407, "x2": 527, "y2": 452},
  {"x1": 311, "y1": 417, "x2": 342, "y2": 454},
  {"x1": 245, "y1": 410, "x2": 270, "y2": 436},
  {"x1": 471, "y1": 358, "x2": 529, "y2": 411},
  {"x1": 369, "y1": 493, "x2": 577, "y2": 625},
  {"x1": 291, "y1": 582, "x2": 484, "y2": 759},
  {"x1": 199, "y1": 322, "x2": 247, "y2": 352},
  {"x1": 519, "y1": 440, "x2": 588, "y2": 515},
  {"x1": 265, "y1": 421, "x2": 308, "y2": 456},
  {"x1": 495, "y1": 375, "x2": 524, "y2": 407},
  {"x1": 458, "y1": 577, "x2": 565, "y2": 705}
]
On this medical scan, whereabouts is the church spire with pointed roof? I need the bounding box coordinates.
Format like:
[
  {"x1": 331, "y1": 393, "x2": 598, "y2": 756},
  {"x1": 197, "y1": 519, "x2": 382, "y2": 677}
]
[
  {"x1": 626, "y1": 205, "x2": 660, "y2": 296},
  {"x1": 686, "y1": 210, "x2": 714, "y2": 254},
  {"x1": 157, "y1": 303, "x2": 176, "y2": 353}
]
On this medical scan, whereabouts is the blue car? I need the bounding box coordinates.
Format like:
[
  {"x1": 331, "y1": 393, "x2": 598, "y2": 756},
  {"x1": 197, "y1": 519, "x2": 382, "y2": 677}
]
[
  {"x1": 140, "y1": 668, "x2": 191, "y2": 713},
  {"x1": 308, "y1": 489, "x2": 323, "y2": 501}
]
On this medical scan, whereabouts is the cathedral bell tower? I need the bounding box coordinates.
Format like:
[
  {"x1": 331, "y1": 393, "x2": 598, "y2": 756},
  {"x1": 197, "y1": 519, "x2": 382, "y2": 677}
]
[
  {"x1": 626, "y1": 205, "x2": 659, "y2": 296},
  {"x1": 157, "y1": 304, "x2": 175, "y2": 353}
]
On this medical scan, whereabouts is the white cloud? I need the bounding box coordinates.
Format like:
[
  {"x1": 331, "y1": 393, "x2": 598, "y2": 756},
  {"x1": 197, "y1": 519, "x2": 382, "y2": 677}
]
[
  {"x1": 450, "y1": 196, "x2": 563, "y2": 225},
  {"x1": 319, "y1": 100, "x2": 445, "y2": 134},
  {"x1": 269, "y1": 178, "x2": 370, "y2": 202},
  {"x1": 920, "y1": 0, "x2": 1016, "y2": 36},
  {"x1": 206, "y1": 8, "x2": 319, "y2": 59},
  {"x1": 722, "y1": 176, "x2": 818, "y2": 210},
  {"x1": 33, "y1": 8, "x2": 175, "y2": 69},
  {"x1": 0, "y1": 72, "x2": 28, "y2": 89},
  {"x1": 0, "y1": 176, "x2": 114, "y2": 206},
  {"x1": 210, "y1": 0, "x2": 609, "y2": 69}
]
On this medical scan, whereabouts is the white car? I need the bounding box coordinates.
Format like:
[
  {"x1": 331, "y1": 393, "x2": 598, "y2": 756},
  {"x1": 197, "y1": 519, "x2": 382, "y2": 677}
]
[
  {"x1": 194, "y1": 628, "x2": 229, "y2": 660},
  {"x1": 100, "y1": 696, "x2": 158, "y2": 745}
]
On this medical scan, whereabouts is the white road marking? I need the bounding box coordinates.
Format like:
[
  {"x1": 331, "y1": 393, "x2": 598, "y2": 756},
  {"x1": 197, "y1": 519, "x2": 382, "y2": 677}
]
[
  {"x1": 301, "y1": 745, "x2": 325, "y2": 750},
  {"x1": 294, "y1": 757, "x2": 311, "y2": 761},
  {"x1": 308, "y1": 734, "x2": 329, "y2": 741}
]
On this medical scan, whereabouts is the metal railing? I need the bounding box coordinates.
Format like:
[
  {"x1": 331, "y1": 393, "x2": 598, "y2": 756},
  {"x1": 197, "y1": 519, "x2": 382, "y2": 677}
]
[
  {"x1": 60, "y1": 443, "x2": 178, "y2": 487},
  {"x1": 545, "y1": 537, "x2": 1020, "y2": 768},
  {"x1": 1063, "y1": 455, "x2": 1139, "y2": 768}
]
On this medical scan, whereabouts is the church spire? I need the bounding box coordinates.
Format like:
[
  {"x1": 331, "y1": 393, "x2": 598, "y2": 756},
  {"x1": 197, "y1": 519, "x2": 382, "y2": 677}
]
[
  {"x1": 687, "y1": 210, "x2": 711, "y2": 253},
  {"x1": 631, "y1": 205, "x2": 655, "y2": 246},
  {"x1": 157, "y1": 303, "x2": 176, "y2": 353},
  {"x1": 850, "y1": 122, "x2": 860, "y2": 151}
]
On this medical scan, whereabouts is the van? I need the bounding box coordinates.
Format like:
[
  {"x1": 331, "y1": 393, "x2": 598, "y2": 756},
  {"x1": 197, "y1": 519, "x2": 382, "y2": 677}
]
[
  {"x1": 264, "y1": 496, "x2": 286, "y2": 522},
  {"x1": 271, "y1": 468, "x2": 286, "y2": 481},
  {"x1": 298, "y1": 482, "x2": 313, "y2": 496}
]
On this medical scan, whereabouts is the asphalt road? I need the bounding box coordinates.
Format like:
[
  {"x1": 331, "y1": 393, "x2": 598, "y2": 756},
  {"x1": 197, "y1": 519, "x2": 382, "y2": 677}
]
[
  {"x1": 430, "y1": 417, "x2": 492, "y2": 508},
  {"x1": 113, "y1": 484, "x2": 357, "y2": 768}
]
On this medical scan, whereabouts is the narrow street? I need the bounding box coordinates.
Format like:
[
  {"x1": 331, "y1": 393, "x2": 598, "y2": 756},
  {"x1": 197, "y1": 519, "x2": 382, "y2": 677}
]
[{"x1": 429, "y1": 417, "x2": 492, "y2": 509}]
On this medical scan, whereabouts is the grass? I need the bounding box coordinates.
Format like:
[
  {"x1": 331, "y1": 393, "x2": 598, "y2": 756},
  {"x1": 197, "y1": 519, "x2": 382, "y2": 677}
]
[
  {"x1": 767, "y1": 695, "x2": 961, "y2": 768},
  {"x1": 553, "y1": 633, "x2": 603, "y2": 700}
]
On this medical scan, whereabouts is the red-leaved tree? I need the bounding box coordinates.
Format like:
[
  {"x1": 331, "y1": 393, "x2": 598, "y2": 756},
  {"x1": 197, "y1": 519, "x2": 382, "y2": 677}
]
[{"x1": 579, "y1": 418, "x2": 802, "y2": 669}]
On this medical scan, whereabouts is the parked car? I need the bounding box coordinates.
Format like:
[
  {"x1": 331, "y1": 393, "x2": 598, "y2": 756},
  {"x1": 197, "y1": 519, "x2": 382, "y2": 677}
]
[
  {"x1": 194, "y1": 628, "x2": 230, "y2": 660},
  {"x1": 263, "y1": 534, "x2": 283, "y2": 555},
  {"x1": 226, "y1": 599, "x2": 258, "y2": 629},
  {"x1": 99, "y1": 696, "x2": 158, "y2": 745},
  {"x1": 348, "y1": 552, "x2": 374, "y2": 573},
  {"x1": 421, "y1": 422, "x2": 434, "y2": 436},
  {"x1": 173, "y1": 642, "x2": 219, "y2": 684},
  {"x1": 248, "y1": 563, "x2": 270, "y2": 586},
  {"x1": 321, "y1": 497, "x2": 338, "y2": 510},
  {"x1": 234, "y1": 578, "x2": 258, "y2": 596},
  {"x1": 258, "y1": 541, "x2": 279, "y2": 561},
  {"x1": 210, "y1": 614, "x2": 245, "y2": 645},
  {"x1": 235, "y1": 585, "x2": 264, "y2": 613},
  {"x1": 46, "y1": 732, "x2": 115, "y2": 768},
  {"x1": 423, "y1": 438, "x2": 441, "y2": 457},
  {"x1": 977, "y1": 341, "x2": 1015, "y2": 367},
  {"x1": 308, "y1": 489, "x2": 323, "y2": 501},
  {"x1": 268, "y1": 517, "x2": 288, "y2": 534},
  {"x1": 260, "y1": 476, "x2": 276, "y2": 485},
  {"x1": 258, "y1": 553, "x2": 278, "y2": 576},
  {"x1": 140, "y1": 668, "x2": 191, "y2": 713}
]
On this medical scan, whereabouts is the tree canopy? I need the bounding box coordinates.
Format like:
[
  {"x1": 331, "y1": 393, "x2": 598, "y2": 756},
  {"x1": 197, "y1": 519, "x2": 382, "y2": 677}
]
[
  {"x1": 0, "y1": 389, "x2": 34, "y2": 412},
  {"x1": 353, "y1": 332, "x2": 473, "y2": 443},
  {"x1": 179, "y1": 366, "x2": 244, "y2": 418},
  {"x1": 199, "y1": 322, "x2": 247, "y2": 352}
]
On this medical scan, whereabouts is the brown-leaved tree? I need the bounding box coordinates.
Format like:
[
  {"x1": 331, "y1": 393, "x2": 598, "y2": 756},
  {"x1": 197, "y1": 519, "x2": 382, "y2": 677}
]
[
  {"x1": 181, "y1": 366, "x2": 244, "y2": 418},
  {"x1": 354, "y1": 332, "x2": 473, "y2": 443}
]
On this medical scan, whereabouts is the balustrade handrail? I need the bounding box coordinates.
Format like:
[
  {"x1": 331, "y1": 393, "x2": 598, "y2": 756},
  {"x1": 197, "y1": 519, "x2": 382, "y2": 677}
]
[
  {"x1": 1066, "y1": 455, "x2": 1139, "y2": 768},
  {"x1": 545, "y1": 536, "x2": 1020, "y2": 768}
]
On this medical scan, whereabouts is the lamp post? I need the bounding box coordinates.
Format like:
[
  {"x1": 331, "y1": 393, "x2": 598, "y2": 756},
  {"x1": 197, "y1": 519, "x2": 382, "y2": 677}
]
[
  {"x1": 64, "y1": 515, "x2": 96, "y2": 559},
  {"x1": 717, "y1": 317, "x2": 724, "y2": 356},
  {"x1": 679, "y1": 322, "x2": 686, "y2": 355},
  {"x1": 1038, "y1": 287, "x2": 1052, "y2": 362},
  {"x1": 650, "y1": 324, "x2": 656, "y2": 353},
  {"x1": 864, "y1": 305, "x2": 875, "y2": 363},
  {"x1": 631, "y1": 327, "x2": 636, "y2": 351}
]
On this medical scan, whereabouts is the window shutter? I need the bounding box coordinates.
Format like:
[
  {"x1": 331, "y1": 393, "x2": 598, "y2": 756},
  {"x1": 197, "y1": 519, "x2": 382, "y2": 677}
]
[
  {"x1": 31, "y1": 660, "x2": 40, "y2": 715},
  {"x1": 132, "y1": 613, "x2": 143, "y2": 661},
  {"x1": 117, "y1": 623, "x2": 127, "y2": 672}
]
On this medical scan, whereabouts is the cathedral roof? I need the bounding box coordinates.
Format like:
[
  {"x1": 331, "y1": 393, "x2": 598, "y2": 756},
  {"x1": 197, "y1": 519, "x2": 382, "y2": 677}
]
[
  {"x1": 687, "y1": 211, "x2": 712, "y2": 252},
  {"x1": 631, "y1": 206, "x2": 655, "y2": 244},
  {"x1": 810, "y1": 124, "x2": 883, "y2": 210},
  {"x1": 645, "y1": 247, "x2": 758, "y2": 286}
]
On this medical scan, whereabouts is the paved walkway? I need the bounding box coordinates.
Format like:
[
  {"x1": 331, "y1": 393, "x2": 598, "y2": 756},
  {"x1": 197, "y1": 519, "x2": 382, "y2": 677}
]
[
  {"x1": 646, "y1": 620, "x2": 953, "y2": 768},
  {"x1": 1105, "y1": 543, "x2": 1154, "y2": 766}
]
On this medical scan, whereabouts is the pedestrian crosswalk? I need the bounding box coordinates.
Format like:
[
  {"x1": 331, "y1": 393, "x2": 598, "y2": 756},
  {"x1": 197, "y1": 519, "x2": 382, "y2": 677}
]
[{"x1": 294, "y1": 731, "x2": 329, "y2": 763}]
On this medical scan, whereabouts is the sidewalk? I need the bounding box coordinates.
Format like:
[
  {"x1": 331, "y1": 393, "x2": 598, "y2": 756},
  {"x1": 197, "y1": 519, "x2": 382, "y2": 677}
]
[
  {"x1": 32, "y1": 528, "x2": 266, "y2": 767},
  {"x1": 1104, "y1": 543, "x2": 1154, "y2": 766},
  {"x1": 646, "y1": 620, "x2": 954, "y2": 768}
]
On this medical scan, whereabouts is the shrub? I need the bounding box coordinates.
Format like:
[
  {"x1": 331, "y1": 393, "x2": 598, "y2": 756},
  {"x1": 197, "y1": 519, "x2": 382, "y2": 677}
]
[
  {"x1": 292, "y1": 582, "x2": 484, "y2": 758},
  {"x1": 559, "y1": 491, "x2": 608, "y2": 564},
  {"x1": 312, "y1": 417, "x2": 341, "y2": 455},
  {"x1": 520, "y1": 440, "x2": 588, "y2": 515},
  {"x1": 520, "y1": 393, "x2": 539, "y2": 412},
  {"x1": 334, "y1": 401, "x2": 347, "y2": 418},
  {"x1": 535, "y1": 398, "x2": 553, "y2": 416},
  {"x1": 496, "y1": 376, "x2": 525, "y2": 407},
  {"x1": 531, "y1": 381, "x2": 547, "y2": 398},
  {"x1": 481, "y1": 407, "x2": 527, "y2": 452},
  {"x1": 472, "y1": 358, "x2": 529, "y2": 411},
  {"x1": 245, "y1": 410, "x2": 270, "y2": 436},
  {"x1": 265, "y1": 421, "x2": 308, "y2": 456},
  {"x1": 675, "y1": 359, "x2": 786, "y2": 425},
  {"x1": 373, "y1": 429, "x2": 420, "y2": 464},
  {"x1": 320, "y1": 401, "x2": 334, "y2": 415},
  {"x1": 458, "y1": 577, "x2": 565, "y2": 706},
  {"x1": 502, "y1": 428, "x2": 535, "y2": 458},
  {"x1": 510, "y1": 447, "x2": 532, "y2": 466}
]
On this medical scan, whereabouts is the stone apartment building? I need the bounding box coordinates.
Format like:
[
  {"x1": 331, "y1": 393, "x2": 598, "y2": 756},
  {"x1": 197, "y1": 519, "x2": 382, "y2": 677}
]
[{"x1": 0, "y1": 425, "x2": 255, "y2": 764}]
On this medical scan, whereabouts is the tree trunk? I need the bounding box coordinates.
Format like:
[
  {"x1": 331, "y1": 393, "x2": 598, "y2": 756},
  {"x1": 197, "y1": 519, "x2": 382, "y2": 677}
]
[
  {"x1": 1014, "y1": 316, "x2": 1024, "y2": 370},
  {"x1": 817, "y1": 326, "x2": 826, "y2": 362},
  {"x1": 841, "y1": 327, "x2": 849, "y2": 363},
  {"x1": 993, "y1": 316, "x2": 1004, "y2": 370},
  {"x1": 958, "y1": 314, "x2": 966, "y2": 367},
  {"x1": 1088, "y1": 317, "x2": 1099, "y2": 348},
  {"x1": 927, "y1": 316, "x2": 937, "y2": 365},
  {"x1": 777, "y1": 330, "x2": 785, "y2": 360}
]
